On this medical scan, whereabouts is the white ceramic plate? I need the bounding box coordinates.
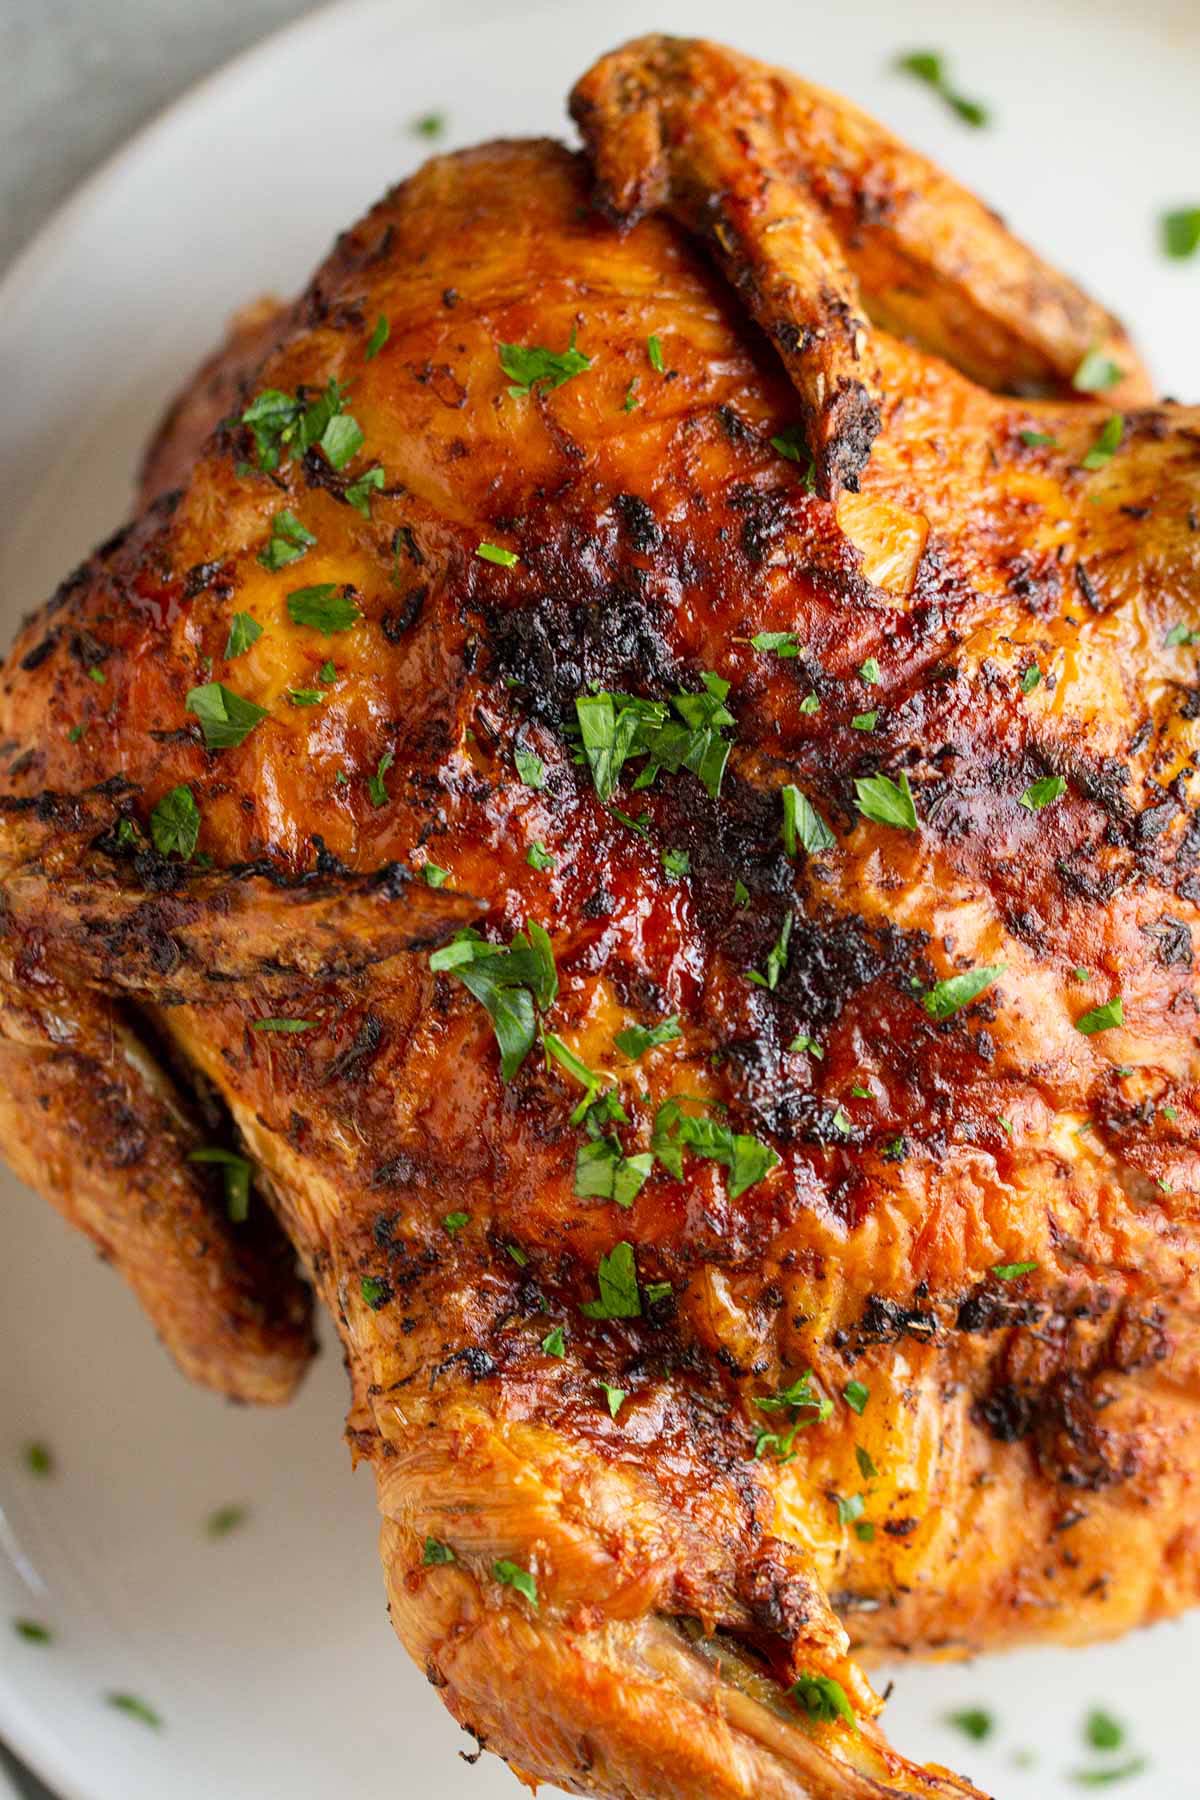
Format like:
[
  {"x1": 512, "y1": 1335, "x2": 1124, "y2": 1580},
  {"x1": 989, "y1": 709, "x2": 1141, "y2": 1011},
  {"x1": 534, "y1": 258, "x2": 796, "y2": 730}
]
[{"x1": 2, "y1": 1, "x2": 1198, "y2": 1795}]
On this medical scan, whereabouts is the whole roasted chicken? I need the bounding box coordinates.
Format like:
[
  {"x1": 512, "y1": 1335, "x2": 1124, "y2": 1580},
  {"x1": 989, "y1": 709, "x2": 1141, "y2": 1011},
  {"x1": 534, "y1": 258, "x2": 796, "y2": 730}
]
[{"x1": 4, "y1": 35, "x2": 1199, "y2": 1800}]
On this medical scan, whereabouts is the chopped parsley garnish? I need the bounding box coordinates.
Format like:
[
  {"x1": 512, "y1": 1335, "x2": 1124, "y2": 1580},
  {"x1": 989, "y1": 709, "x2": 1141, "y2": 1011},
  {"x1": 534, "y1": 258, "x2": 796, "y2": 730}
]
[
  {"x1": 107, "y1": 1693, "x2": 162, "y2": 1729},
  {"x1": 855, "y1": 1444, "x2": 878, "y2": 1480},
  {"x1": 368, "y1": 747, "x2": 394, "y2": 808},
  {"x1": 835, "y1": 1492, "x2": 865, "y2": 1526},
  {"x1": 747, "y1": 912, "x2": 792, "y2": 991},
  {"x1": 993, "y1": 1261, "x2": 1038, "y2": 1281},
  {"x1": 345, "y1": 465, "x2": 385, "y2": 518},
  {"x1": 422, "y1": 862, "x2": 449, "y2": 887},
  {"x1": 288, "y1": 689, "x2": 324, "y2": 707},
  {"x1": 652, "y1": 1099, "x2": 779, "y2": 1200},
  {"x1": 429, "y1": 923, "x2": 556, "y2": 1081},
  {"x1": 526, "y1": 842, "x2": 554, "y2": 871},
  {"x1": 923, "y1": 964, "x2": 1004, "y2": 1020},
  {"x1": 754, "y1": 1370, "x2": 833, "y2": 1451},
  {"x1": 800, "y1": 692, "x2": 820, "y2": 714},
  {"x1": 782, "y1": 784, "x2": 835, "y2": 856},
  {"x1": 186, "y1": 682, "x2": 268, "y2": 750},
  {"x1": 791, "y1": 1672, "x2": 857, "y2": 1729},
  {"x1": 734, "y1": 877, "x2": 751, "y2": 906},
  {"x1": 365, "y1": 315, "x2": 390, "y2": 360},
  {"x1": 1163, "y1": 208, "x2": 1200, "y2": 260},
  {"x1": 855, "y1": 770, "x2": 917, "y2": 830},
  {"x1": 947, "y1": 1708, "x2": 994, "y2": 1742},
  {"x1": 206, "y1": 1504, "x2": 248, "y2": 1538},
  {"x1": 1086, "y1": 1711, "x2": 1126, "y2": 1752},
  {"x1": 241, "y1": 379, "x2": 362, "y2": 473},
  {"x1": 859, "y1": 656, "x2": 880, "y2": 684},
  {"x1": 257, "y1": 508, "x2": 315, "y2": 571},
  {"x1": 831, "y1": 1105, "x2": 852, "y2": 1135},
  {"x1": 647, "y1": 334, "x2": 664, "y2": 373},
  {"x1": 150, "y1": 784, "x2": 200, "y2": 860},
  {"x1": 614, "y1": 1016, "x2": 681, "y2": 1060},
  {"x1": 575, "y1": 1132, "x2": 653, "y2": 1211},
  {"x1": 1076, "y1": 996, "x2": 1124, "y2": 1036},
  {"x1": 580, "y1": 1241, "x2": 643, "y2": 1319},
  {"x1": 574, "y1": 673, "x2": 734, "y2": 804},
  {"x1": 748, "y1": 630, "x2": 801, "y2": 657},
  {"x1": 477, "y1": 541, "x2": 519, "y2": 567},
  {"x1": 319, "y1": 660, "x2": 336, "y2": 684},
  {"x1": 1069, "y1": 1761, "x2": 1148, "y2": 1787},
  {"x1": 514, "y1": 745, "x2": 546, "y2": 788},
  {"x1": 541, "y1": 1325, "x2": 566, "y2": 1358},
  {"x1": 1073, "y1": 350, "x2": 1125, "y2": 394},
  {"x1": 661, "y1": 847, "x2": 690, "y2": 879},
  {"x1": 623, "y1": 379, "x2": 639, "y2": 413},
  {"x1": 88, "y1": 666, "x2": 106, "y2": 683},
  {"x1": 187, "y1": 1147, "x2": 252, "y2": 1222},
  {"x1": 855, "y1": 1519, "x2": 876, "y2": 1542},
  {"x1": 599, "y1": 1382, "x2": 627, "y2": 1418},
  {"x1": 1081, "y1": 413, "x2": 1125, "y2": 469},
  {"x1": 851, "y1": 711, "x2": 878, "y2": 732},
  {"x1": 361, "y1": 1276, "x2": 391, "y2": 1310},
  {"x1": 423, "y1": 1537, "x2": 455, "y2": 1565},
  {"x1": 252, "y1": 1018, "x2": 314, "y2": 1035},
  {"x1": 225, "y1": 612, "x2": 262, "y2": 659},
  {"x1": 443, "y1": 1212, "x2": 469, "y2": 1233},
  {"x1": 894, "y1": 50, "x2": 989, "y2": 127},
  {"x1": 790, "y1": 1033, "x2": 823, "y2": 1058},
  {"x1": 1020, "y1": 774, "x2": 1066, "y2": 811},
  {"x1": 1021, "y1": 664, "x2": 1043, "y2": 693},
  {"x1": 843, "y1": 1380, "x2": 869, "y2": 1414},
  {"x1": 492, "y1": 1559, "x2": 538, "y2": 1607},
  {"x1": 506, "y1": 1243, "x2": 528, "y2": 1268},
  {"x1": 770, "y1": 426, "x2": 817, "y2": 488},
  {"x1": 14, "y1": 1619, "x2": 52, "y2": 1644},
  {"x1": 67, "y1": 723, "x2": 86, "y2": 743},
  {"x1": 286, "y1": 584, "x2": 361, "y2": 633},
  {"x1": 543, "y1": 1033, "x2": 610, "y2": 1125},
  {"x1": 1020, "y1": 429, "x2": 1058, "y2": 449},
  {"x1": 499, "y1": 330, "x2": 591, "y2": 397},
  {"x1": 1164, "y1": 621, "x2": 1200, "y2": 648},
  {"x1": 24, "y1": 1442, "x2": 52, "y2": 1477}
]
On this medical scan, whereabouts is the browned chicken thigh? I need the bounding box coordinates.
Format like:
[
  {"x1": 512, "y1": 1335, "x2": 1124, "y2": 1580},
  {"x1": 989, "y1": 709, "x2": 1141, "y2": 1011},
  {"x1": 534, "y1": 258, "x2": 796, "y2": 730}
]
[{"x1": 3, "y1": 35, "x2": 1200, "y2": 1800}]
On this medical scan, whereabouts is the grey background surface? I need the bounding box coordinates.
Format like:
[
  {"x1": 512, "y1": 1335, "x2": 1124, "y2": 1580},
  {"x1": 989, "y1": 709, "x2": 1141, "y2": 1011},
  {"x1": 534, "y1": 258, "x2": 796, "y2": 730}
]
[
  {"x1": 0, "y1": 8, "x2": 325, "y2": 1800},
  {"x1": 0, "y1": 0, "x2": 324, "y2": 275}
]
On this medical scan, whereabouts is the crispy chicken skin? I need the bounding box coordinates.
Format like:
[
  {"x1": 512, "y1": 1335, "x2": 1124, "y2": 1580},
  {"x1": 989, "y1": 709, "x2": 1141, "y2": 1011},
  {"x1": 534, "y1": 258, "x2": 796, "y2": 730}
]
[{"x1": 3, "y1": 33, "x2": 1200, "y2": 1798}]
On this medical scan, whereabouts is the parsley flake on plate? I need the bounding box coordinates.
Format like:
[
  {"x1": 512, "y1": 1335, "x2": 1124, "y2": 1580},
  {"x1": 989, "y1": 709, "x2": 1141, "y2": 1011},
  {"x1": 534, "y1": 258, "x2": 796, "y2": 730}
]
[
  {"x1": 894, "y1": 50, "x2": 989, "y2": 127},
  {"x1": 106, "y1": 1693, "x2": 162, "y2": 1730},
  {"x1": 1163, "y1": 208, "x2": 1200, "y2": 260}
]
